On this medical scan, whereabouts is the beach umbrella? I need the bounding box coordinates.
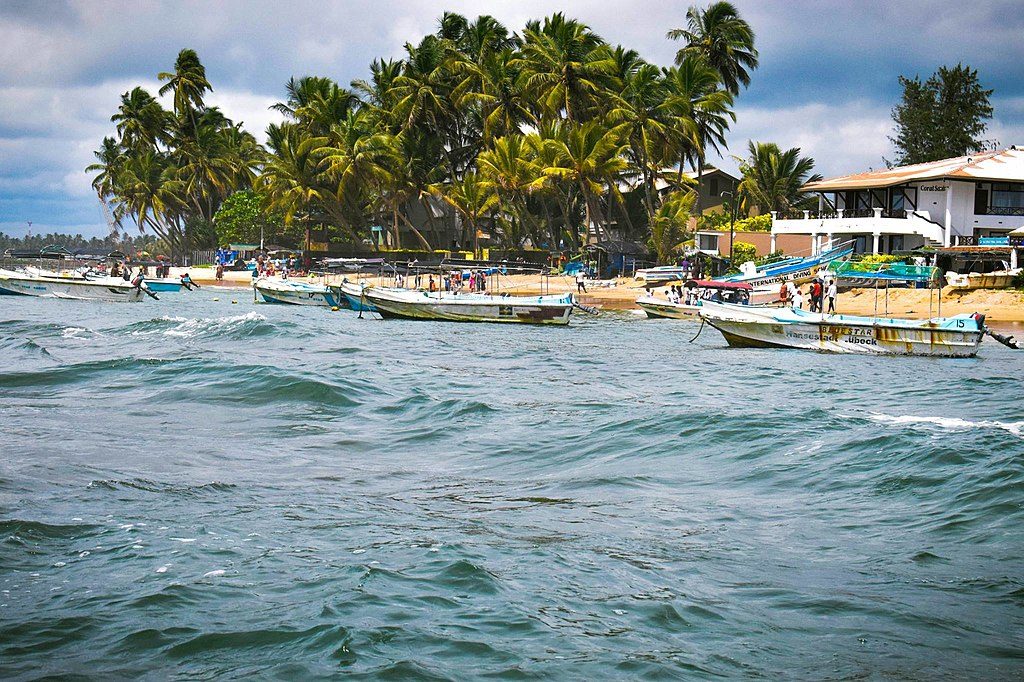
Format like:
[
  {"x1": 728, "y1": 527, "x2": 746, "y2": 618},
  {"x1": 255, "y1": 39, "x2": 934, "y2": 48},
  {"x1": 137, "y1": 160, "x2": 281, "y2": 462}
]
[{"x1": 1009, "y1": 226, "x2": 1024, "y2": 235}]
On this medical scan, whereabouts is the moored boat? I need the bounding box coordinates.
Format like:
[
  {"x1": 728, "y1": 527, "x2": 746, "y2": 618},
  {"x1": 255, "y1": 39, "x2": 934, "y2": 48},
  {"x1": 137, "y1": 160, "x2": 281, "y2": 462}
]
[
  {"x1": 0, "y1": 269, "x2": 149, "y2": 302},
  {"x1": 697, "y1": 301, "x2": 984, "y2": 357},
  {"x1": 254, "y1": 278, "x2": 341, "y2": 307},
  {"x1": 361, "y1": 286, "x2": 574, "y2": 324},
  {"x1": 335, "y1": 280, "x2": 377, "y2": 312},
  {"x1": 637, "y1": 280, "x2": 752, "y2": 319}
]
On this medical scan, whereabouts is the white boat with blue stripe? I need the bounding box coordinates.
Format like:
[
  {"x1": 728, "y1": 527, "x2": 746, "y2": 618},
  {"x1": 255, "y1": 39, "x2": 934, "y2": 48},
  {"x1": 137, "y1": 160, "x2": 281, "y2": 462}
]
[{"x1": 254, "y1": 278, "x2": 341, "y2": 307}]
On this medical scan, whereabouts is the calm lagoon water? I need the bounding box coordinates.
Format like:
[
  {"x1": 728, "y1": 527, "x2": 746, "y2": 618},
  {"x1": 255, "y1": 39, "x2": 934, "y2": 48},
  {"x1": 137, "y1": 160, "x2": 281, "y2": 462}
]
[{"x1": 1, "y1": 292, "x2": 1022, "y2": 679}]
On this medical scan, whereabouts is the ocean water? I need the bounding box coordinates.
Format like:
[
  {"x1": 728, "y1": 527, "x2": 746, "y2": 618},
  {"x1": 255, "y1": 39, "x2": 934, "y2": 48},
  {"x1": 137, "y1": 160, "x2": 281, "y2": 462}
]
[{"x1": 1, "y1": 292, "x2": 1022, "y2": 679}]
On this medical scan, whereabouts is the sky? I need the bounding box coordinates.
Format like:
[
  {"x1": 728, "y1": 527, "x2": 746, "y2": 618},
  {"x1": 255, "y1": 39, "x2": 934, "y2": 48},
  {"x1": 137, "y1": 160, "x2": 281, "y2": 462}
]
[{"x1": 2, "y1": 0, "x2": 1023, "y2": 238}]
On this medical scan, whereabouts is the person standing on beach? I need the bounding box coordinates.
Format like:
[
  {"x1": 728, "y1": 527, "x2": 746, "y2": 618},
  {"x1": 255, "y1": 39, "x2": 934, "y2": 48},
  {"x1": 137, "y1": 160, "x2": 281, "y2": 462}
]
[
  {"x1": 826, "y1": 277, "x2": 837, "y2": 314},
  {"x1": 576, "y1": 270, "x2": 587, "y2": 294}
]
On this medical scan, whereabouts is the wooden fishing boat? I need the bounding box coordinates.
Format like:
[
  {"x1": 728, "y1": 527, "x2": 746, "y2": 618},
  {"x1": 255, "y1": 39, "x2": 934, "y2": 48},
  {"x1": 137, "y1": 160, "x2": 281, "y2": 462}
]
[
  {"x1": 0, "y1": 269, "x2": 149, "y2": 302},
  {"x1": 254, "y1": 278, "x2": 341, "y2": 307},
  {"x1": 697, "y1": 301, "x2": 984, "y2": 357},
  {"x1": 361, "y1": 286, "x2": 574, "y2": 324}
]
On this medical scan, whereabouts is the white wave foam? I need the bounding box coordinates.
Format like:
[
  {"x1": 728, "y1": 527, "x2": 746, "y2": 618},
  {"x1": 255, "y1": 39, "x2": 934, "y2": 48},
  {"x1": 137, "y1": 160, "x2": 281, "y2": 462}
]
[
  {"x1": 129, "y1": 312, "x2": 267, "y2": 338},
  {"x1": 203, "y1": 569, "x2": 225, "y2": 578},
  {"x1": 163, "y1": 311, "x2": 266, "y2": 338},
  {"x1": 869, "y1": 413, "x2": 1024, "y2": 438}
]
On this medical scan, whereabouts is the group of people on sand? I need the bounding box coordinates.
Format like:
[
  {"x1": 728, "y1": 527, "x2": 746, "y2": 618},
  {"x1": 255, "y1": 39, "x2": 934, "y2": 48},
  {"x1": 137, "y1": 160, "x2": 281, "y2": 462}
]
[{"x1": 780, "y1": 274, "x2": 837, "y2": 314}]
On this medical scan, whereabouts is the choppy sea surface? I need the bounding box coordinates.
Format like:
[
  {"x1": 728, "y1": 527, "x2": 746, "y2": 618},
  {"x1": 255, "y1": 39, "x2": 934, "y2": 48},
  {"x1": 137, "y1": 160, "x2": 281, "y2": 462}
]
[{"x1": 1, "y1": 291, "x2": 1022, "y2": 679}]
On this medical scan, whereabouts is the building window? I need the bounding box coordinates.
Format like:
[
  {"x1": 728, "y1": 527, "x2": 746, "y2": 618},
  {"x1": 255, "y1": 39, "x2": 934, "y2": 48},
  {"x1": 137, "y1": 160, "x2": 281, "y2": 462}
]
[
  {"x1": 698, "y1": 233, "x2": 719, "y2": 252},
  {"x1": 709, "y1": 177, "x2": 719, "y2": 197},
  {"x1": 990, "y1": 183, "x2": 1024, "y2": 214}
]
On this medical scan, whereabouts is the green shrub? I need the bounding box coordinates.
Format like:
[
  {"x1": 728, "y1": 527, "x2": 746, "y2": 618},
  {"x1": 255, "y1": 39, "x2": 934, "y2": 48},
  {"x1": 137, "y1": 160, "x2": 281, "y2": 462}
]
[{"x1": 734, "y1": 214, "x2": 772, "y2": 232}]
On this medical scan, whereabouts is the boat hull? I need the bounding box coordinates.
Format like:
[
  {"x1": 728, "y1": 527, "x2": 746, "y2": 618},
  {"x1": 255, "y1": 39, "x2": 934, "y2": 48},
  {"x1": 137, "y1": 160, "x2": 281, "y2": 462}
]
[
  {"x1": 699, "y1": 302, "x2": 982, "y2": 357},
  {"x1": 335, "y1": 282, "x2": 376, "y2": 312},
  {"x1": 254, "y1": 280, "x2": 341, "y2": 307},
  {"x1": 636, "y1": 297, "x2": 699, "y2": 319},
  {"x1": 364, "y1": 289, "x2": 573, "y2": 325},
  {"x1": 0, "y1": 274, "x2": 145, "y2": 302},
  {"x1": 144, "y1": 279, "x2": 184, "y2": 293}
]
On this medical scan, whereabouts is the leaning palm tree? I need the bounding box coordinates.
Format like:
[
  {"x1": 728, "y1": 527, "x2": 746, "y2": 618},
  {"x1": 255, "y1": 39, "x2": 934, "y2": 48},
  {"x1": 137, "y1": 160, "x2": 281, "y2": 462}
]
[
  {"x1": 736, "y1": 140, "x2": 822, "y2": 215},
  {"x1": 667, "y1": 1, "x2": 758, "y2": 96}
]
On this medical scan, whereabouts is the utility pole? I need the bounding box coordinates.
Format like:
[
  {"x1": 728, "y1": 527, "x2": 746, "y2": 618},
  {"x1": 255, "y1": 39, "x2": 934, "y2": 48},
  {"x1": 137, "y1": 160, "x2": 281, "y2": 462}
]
[{"x1": 720, "y1": 191, "x2": 738, "y2": 266}]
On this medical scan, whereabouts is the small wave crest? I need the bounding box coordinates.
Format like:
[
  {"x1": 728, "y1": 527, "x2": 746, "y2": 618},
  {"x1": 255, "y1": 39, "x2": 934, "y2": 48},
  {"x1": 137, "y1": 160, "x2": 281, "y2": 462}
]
[
  {"x1": 121, "y1": 312, "x2": 273, "y2": 340},
  {"x1": 868, "y1": 413, "x2": 1023, "y2": 438}
]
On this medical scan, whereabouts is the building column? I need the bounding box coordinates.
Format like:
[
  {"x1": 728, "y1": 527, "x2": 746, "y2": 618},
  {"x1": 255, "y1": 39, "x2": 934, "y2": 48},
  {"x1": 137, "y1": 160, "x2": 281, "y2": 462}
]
[
  {"x1": 943, "y1": 184, "x2": 953, "y2": 247},
  {"x1": 770, "y1": 232, "x2": 777, "y2": 253},
  {"x1": 1011, "y1": 247, "x2": 1019, "y2": 270},
  {"x1": 826, "y1": 233, "x2": 834, "y2": 252},
  {"x1": 872, "y1": 232, "x2": 880, "y2": 255},
  {"x1": 810, "y1": 233, "x2": 819, "y2": 256}
]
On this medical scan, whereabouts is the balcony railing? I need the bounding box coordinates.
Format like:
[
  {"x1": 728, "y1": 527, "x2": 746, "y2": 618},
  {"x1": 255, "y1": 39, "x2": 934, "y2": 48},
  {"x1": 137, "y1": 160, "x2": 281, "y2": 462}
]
[
  {"x1": 980, "y1": 206, "x2": 1024, "y2": 216},
  {"x1": 881, "y1": 209, "x2": 907, "y2": 219}
]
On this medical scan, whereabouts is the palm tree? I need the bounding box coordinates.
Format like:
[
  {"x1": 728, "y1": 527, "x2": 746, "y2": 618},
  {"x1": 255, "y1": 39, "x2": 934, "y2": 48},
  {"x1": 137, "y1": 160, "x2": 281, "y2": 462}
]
[
  {"x1": 272, "y1": 76, "x2": 361, "y2": 135},
  {"x1": 537, "y1": 121, "x2": 628, "y2": 243},
  {"x1": 608, "y1": 62, "x2": 671, "y2": 220},
  {"x1": 259, "y1": 124, "x2": 332, "y2": 227},
  {"x1": 648, "y1": 190, "x2": 696, "y2": 264},
  {"x1": 111, "y1": 87, "x2": 170, "y2": 151},
  {"x1": 662, "y1": 55, "x2": 734, "y2": 211},
  {"x1": 158, "y1": 48, "x2": 212, "y2": 126},
  {"x1": 667, "y1": 2, "x2": 758, "y2": 96},
  {"x1": 514, "y1": 13, "x2": 614, "y2": 123},
  {"x1": 736, "y1": 140, "x2": 822, "y2": 215},
  {"x1": 86, "y1": 137, "x2": 125, "y2": 201}
]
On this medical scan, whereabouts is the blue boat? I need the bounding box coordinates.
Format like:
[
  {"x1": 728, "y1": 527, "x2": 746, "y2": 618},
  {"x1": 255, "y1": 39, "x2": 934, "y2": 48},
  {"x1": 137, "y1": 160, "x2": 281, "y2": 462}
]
[
  {"x1": 142, "y1": 278, "x2": 183, "y2": 293},
  {"x1": 716, "y1": 243, "x2": 854, "y2": 289}
]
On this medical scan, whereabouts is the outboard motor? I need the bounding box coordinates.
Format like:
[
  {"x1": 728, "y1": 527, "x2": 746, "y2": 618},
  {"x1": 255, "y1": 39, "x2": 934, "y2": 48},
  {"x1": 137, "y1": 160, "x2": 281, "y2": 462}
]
[{"x1": 974, "y1": 311, "x2": 1018, "y2": 349}]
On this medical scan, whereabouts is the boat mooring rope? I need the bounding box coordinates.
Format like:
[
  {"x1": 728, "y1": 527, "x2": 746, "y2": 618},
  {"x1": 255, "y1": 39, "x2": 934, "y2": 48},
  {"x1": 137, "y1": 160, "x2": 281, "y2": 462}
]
[{"x1": 689, "y1": 316, "x2": 705, "y2": 343}]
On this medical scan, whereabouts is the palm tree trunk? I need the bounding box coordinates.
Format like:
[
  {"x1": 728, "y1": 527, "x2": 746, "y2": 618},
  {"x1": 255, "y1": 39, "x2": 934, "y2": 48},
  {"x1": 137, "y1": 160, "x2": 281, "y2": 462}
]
[{"x1": 397, "y1": 210, "x2": 433, "y2": 251}]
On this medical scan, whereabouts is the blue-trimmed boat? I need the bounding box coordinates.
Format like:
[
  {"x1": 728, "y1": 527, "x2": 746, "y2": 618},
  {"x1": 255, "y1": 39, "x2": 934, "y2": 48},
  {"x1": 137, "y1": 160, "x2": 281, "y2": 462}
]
[{"x1": 254, "y1": 278, "x2": 342, "y2": 307}]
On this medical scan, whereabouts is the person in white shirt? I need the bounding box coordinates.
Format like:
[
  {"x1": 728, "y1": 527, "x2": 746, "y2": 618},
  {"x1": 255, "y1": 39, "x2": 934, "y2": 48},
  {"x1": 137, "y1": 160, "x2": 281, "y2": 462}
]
[
  {"x1": 826, "y1": 278, "x2": 837, "y2": 314},
  {"x1": 792, "y1": 286, "x2": 803, "y2": 309}
]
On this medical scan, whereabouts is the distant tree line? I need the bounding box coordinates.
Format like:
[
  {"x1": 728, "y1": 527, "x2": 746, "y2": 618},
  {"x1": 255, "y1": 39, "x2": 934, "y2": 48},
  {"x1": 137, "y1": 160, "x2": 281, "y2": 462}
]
[{"x1": 0, "y1": 232, "x2": 163, "y2": 254}]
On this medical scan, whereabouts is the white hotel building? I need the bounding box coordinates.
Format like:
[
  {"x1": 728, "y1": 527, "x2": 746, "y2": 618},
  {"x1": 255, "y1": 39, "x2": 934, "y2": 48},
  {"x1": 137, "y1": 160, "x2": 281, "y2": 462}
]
[{"x1": 770, "y1": 146, "x2": 1024, "y2": 255}]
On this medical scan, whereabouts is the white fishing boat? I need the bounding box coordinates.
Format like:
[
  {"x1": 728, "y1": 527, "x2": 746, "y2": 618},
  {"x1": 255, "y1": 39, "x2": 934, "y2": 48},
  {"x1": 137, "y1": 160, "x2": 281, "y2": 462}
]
[
  {"x1": 0, "y1": 269, "x2": 150, "y2": 302},
  {"x1": 361, "y1": 286, "x2": 574, "y2": 324},
  {"x1": 254, "y1": 278, "x2": 341, "y2": 307},
  {"x1": 637, "y1": 280, "x2": 753, "y2": 319},
  {"x1": 697, "y1": 301, "x2": 985, "y2": 357},
  {"x1": 335, "y1": 280, "x2": 375, "y2": 312}
]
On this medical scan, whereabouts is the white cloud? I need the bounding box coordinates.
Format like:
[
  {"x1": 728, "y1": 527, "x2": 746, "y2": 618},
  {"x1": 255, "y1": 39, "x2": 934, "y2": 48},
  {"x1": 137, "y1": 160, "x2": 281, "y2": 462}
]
[{"x1": 709, "y1": 100, "x2": 894, "y2": 179}]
